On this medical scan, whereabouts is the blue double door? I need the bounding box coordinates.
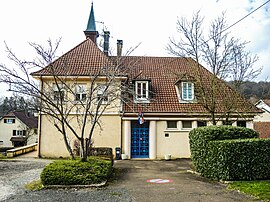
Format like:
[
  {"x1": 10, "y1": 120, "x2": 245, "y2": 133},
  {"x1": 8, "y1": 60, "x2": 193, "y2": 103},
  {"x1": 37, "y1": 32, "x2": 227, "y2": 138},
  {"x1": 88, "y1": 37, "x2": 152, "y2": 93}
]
[{"x1": 131, "y1": 121, "x2": 149, "y2": 158}]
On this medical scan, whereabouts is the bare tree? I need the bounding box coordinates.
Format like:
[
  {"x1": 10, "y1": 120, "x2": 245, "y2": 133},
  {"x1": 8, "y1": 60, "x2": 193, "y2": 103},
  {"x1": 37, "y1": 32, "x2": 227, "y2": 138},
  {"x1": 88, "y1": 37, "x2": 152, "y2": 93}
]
[
  {"x1": 0, "y1": 39, "x2": 136, "y2": 161},
  {"x1": 167, "y1": 11, "x2": 261, "y2": 124}
]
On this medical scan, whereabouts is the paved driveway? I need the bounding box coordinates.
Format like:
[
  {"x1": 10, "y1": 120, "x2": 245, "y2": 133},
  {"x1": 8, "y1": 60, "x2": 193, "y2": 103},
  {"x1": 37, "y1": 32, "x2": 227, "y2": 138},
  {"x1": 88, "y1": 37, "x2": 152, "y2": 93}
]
[
  {"x1": 111, "y1": 159, "x2": 260, "y2": 202},
  {"x1": 1, "y1": 159, "x2": 261, "y2": 202}
]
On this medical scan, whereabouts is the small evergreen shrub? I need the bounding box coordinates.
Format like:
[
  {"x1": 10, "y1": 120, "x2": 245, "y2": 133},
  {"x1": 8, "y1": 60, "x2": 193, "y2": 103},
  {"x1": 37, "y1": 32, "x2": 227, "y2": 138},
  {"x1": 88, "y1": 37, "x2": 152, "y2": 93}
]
[{"x1": 40, "y1": 157, "x2": 112, "y2": 185}]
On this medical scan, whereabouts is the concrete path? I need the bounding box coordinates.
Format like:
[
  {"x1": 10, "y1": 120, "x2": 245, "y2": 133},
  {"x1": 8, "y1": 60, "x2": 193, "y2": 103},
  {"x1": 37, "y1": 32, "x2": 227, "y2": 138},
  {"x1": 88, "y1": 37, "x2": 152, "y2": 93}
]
[{"x1": 111, "y1": 159, "x2": 260, "y2": 202}]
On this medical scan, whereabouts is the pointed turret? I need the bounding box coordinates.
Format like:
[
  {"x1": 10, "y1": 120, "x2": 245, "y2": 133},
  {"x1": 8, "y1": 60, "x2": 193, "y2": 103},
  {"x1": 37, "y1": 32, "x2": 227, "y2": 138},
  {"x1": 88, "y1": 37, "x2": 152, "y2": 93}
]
[{"x1": 84, "y1": 2, "x2": 99, "y2": 43}]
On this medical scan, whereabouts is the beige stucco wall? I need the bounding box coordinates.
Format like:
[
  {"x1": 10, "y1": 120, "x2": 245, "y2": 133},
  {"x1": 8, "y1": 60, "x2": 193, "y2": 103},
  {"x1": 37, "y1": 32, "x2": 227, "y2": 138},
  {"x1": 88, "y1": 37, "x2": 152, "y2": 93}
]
[
  {"x1": 39, "y1": 114, "x2": 121, "y2": 158},
  {"x1": 156, "y1": 121, "x2": 193, "y2": 159}
]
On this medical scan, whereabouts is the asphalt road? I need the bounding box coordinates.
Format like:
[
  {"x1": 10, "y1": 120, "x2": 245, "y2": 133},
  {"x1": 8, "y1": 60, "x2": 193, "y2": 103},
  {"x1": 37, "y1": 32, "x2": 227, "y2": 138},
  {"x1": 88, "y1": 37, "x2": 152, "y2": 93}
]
[{"x1": 0, "y1": 158, "x2": 261, "y2": 202}]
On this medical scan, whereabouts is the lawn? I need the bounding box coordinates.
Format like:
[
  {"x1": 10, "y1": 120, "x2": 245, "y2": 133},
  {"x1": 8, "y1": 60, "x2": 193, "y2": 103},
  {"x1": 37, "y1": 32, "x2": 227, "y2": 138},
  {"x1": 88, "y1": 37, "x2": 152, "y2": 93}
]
[{"x1": 228, "y1": 180, "x2": 270, "y2": 202}]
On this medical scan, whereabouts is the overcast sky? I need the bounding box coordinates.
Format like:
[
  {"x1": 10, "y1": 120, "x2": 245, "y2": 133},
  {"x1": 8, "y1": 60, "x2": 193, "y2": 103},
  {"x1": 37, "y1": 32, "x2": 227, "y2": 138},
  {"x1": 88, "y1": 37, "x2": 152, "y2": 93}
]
[{"x1": 0, "y1": 0, "x2": 269, "y2": 95}]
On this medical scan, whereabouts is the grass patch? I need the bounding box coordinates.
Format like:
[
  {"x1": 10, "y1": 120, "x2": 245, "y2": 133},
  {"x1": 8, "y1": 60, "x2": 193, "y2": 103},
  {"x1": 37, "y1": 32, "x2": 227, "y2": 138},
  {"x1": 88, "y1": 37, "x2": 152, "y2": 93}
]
[
  {"x1": 0, "y1": 154, "x2": 7, "y2": 159},
  {"x1": 41, "y1": 157, "x2": 112, "y2": 186},
  {"x1": 228, "y1": 180, "x2": 270, "y2": 201},
  {"x1": 25, "y1": 180, "x2": 44, "y2": 191}
]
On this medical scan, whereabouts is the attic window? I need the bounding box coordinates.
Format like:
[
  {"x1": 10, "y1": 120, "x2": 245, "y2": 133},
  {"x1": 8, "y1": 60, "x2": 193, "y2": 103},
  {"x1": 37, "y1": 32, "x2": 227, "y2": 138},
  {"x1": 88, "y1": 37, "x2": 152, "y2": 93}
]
[{"x1": 135, "y1": 81, "x2": 149, "y2": 103}]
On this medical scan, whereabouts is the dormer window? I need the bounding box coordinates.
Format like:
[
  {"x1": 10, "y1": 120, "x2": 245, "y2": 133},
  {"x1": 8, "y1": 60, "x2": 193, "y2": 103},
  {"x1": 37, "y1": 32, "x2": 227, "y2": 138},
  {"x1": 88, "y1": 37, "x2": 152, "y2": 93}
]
[
  {"x1": 181, "y1": 82, "x2": 194, "y2": 101},
  {"x1": 175, "y1": 80, "x2": 195, "y2": 103},
  {"x1": 135, "y1": 81, "x2": 149, "y2": 103}
]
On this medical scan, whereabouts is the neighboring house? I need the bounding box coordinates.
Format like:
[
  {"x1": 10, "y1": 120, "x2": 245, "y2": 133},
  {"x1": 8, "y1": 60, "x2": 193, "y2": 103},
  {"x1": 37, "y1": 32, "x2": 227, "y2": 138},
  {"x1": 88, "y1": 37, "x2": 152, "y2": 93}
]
[
  {"x1": 254, "y1": 99, "x2": 270, "y2": 138},
  {"x1": 0, "y1": 111, "x2": 38, "y2": 147},
  {"x1": 31, "y1": 4, "x2": 260, "y2": 159}
]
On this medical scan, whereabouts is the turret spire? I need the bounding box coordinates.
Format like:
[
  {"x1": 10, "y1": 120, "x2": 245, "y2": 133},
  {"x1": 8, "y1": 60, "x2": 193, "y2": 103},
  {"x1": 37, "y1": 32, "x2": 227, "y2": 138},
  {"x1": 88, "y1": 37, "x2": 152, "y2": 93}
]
[{"x1": 84, "y1": 2, "x2": 99, "y2": 43}]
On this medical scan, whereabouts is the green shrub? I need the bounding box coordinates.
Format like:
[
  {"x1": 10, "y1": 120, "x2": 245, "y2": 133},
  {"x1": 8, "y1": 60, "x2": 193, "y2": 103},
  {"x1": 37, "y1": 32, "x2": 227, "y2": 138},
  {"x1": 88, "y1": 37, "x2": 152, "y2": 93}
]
[
  {"x1": 207, "y1": 138, "x2": 270, "y2": 180},
  {"x1": 40, "y1": 157, "x2": 112, "y2": 185},
  {"x1": 189, "y1": 126, "x2": 259, "y2": 178}
]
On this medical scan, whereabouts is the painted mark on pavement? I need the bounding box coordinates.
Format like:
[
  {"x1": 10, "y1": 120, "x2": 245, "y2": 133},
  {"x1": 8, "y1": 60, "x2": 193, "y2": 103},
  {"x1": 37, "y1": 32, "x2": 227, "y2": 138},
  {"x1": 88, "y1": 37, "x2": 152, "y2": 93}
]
[{"x1": 146, "y1": 179, "x2": 173, "y2": 183}]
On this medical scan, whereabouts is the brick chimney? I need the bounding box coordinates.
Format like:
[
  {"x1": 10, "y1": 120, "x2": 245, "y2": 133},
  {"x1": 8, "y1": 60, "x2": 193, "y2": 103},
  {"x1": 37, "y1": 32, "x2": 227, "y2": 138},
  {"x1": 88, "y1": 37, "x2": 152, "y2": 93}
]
[
  {"x1": 103, "y1": 31, "x2": 110, "y2": 56},
  {"x1": 117, "y1": 40, "x2": 123, "y2": 57}
]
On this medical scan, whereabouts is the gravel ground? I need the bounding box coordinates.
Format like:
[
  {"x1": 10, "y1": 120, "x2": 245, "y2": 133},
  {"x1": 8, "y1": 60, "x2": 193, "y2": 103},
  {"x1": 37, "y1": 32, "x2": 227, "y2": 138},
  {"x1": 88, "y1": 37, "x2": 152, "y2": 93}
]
[
  {"x1": 0, "y1": 159, "x2": 132, "y2": 202},
  {"x1": 0, "y1": 160, "x2": 50, "y2": 201}
]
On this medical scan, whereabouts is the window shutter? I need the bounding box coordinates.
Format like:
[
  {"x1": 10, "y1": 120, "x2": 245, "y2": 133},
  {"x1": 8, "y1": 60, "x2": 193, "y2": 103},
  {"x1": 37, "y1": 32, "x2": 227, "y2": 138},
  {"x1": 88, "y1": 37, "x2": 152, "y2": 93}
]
[
  {"x1": 13, "y1": 130, "x2": 16, "y2": 136},
  {"x1": 23, "y1": 130, "x2": 26, "y2": 136},
  {"x1": 12, "y1": 119, "x2": 15, "y2": 123},
  {"x1": 4, "y1": 119, "x2": 7, "y2": 123}
]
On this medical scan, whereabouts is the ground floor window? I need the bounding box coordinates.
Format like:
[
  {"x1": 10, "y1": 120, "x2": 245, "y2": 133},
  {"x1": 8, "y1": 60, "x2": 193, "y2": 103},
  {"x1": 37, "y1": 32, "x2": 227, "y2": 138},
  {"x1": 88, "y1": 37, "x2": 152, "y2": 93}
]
[
  {"x1": 237, "y1": 121, "x2": 246, "y2": 127},
  {"x1": 197, "y1": 121, "x2": 207, "y2": 127},
  {"x1": 167, "y1": 121, "x2": 177, "y2": 129},
  {"x1": 13, "y1": 130, "x2": 26, "y2": 136},
  {"x1": 182, "y1": 120, "x2": 192, "y2": 129}
]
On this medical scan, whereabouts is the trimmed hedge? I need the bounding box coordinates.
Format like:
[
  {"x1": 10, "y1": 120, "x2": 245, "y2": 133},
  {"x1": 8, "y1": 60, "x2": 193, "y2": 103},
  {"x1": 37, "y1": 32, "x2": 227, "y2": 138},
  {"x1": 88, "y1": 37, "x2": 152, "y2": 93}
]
[
  {"x1": 189, "y1": 126, "x2": 259, "y2": 176},
  {"x1": 207, "y1": 138, "x2": 270, "y2": 180},
  {"x1": 40, "y1": 157, "x2": 112, "y2": 185}
]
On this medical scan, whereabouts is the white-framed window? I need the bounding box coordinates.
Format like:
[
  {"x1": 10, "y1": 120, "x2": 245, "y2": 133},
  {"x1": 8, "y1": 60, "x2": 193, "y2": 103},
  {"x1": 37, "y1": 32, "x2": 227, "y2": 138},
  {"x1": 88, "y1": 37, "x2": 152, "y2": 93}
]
[
  {"x1": 4, "y1": 119, "x2": 15, "y2": 124},
  {"x1": 53, "y1": 84, "x2": 65, "y2": 102},
  {"x1": 135, "y1": 81, "x2": 149, "y2": 101},
  {"x1": 181, "y1": 82, "x2": 194, "y2": 101},
  {"x1": 167, "y1": 121, "x2": 178, "y2": 129},
  {"x1": 75, "y1": 84, "x2": 87, "y2": 101},
  {"x1": 0, "y1": 141, "x2": 3, "y2": 145},
  {"x1": 96, "y1": 85, "x2": 108, "y2": 104}
]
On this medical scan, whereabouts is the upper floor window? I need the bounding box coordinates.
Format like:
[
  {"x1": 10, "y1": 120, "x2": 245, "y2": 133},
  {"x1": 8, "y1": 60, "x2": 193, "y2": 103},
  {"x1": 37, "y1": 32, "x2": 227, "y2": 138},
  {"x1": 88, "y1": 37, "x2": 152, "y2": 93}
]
[
  {"x1": 96, "y1": 85, "x2": 108, "y2": 104},
  {"x1": 75, "y1": 84, "x2": 87, "y2": 101},
  {"x1": 53, "y1": 84, "x2": 65, "y2": 102},
  {"x1": 181, "y1": 82, "x2": 194, "y2": 101},
  {"x1": 4, "y1": 119, "x2": 15, "y2": 124},
  {"x1": 135, "y1": 81, "x2": 149, "y2": 102}
]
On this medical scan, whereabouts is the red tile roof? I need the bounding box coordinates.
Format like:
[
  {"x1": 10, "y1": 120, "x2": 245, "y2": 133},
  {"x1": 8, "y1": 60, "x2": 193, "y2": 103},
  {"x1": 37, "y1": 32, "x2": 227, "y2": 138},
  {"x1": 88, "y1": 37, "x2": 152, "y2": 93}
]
[
  {"x1": 31, "y1": 39, "x2": 260, "y2": 115},
  {"x1": 31, "y1": 39, "x2": 115, "y2": 76},
  {"x1": 116, "y1": 56, "x2": 259, "y2": 114}
]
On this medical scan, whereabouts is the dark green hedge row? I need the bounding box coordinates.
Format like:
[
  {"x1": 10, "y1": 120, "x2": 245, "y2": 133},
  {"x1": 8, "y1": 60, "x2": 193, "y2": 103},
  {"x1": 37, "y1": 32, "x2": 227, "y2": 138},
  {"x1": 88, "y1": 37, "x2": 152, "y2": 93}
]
[
  {"x1": 40, "y1": 157, "x2": 112, "y2": 185},
  {"x1": 206, "y1": 138, "x2": 270, "y2": 180},
  {"x1": 189, "y1": 126, "x2": 259, "y2": 175}
]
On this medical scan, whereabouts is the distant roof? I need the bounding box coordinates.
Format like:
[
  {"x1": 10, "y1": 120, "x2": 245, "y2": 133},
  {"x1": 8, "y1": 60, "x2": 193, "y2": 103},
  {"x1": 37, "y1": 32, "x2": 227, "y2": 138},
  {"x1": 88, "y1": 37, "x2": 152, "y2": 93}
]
[
  {"x1": 254, "y1": 122, "x2": 270, "y2": 138},
  {"x1": 255, "y1": 99, "x2": 270, "y2": 113},
  {"x1": 4, "y1": 111, "x2": 38, "y2": 128}
]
